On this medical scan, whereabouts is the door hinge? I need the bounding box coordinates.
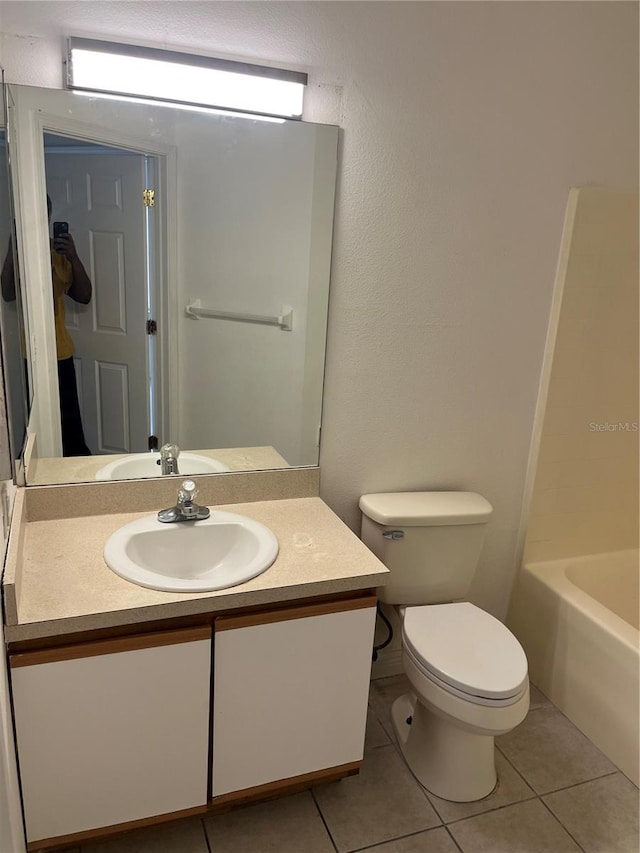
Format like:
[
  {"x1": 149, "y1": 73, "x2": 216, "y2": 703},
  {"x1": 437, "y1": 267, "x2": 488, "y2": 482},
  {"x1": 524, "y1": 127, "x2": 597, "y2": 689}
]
[
  {"x1": 146, "y1": 319, "x2": 157, "y2": 335},
  {"x1": 143, "y1": 188, "x2": 155, "y2": 207}
]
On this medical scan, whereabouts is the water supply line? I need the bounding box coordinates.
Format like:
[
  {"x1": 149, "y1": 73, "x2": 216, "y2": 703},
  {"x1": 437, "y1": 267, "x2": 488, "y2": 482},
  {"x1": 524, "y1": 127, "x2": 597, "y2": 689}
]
[{"x1": 372, "y1": 603, "x2": 394, "y2": 661}]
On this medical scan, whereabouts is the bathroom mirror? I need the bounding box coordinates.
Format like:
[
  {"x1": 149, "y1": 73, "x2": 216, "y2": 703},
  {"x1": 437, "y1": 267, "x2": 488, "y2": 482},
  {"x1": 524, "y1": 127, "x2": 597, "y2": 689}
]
[{"x1": 5, "y1": 83, "x2": 338, "y2": 485}]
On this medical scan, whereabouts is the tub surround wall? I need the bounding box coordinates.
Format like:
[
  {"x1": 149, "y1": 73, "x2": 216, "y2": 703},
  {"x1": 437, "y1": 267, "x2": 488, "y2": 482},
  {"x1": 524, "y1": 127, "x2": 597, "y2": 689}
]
[
  {"x1": 525, "y1": 189, "x2": 639, "y2": 563},
  {"x1": 509, "y1": 188, "x2": 639, "y2": 785}
]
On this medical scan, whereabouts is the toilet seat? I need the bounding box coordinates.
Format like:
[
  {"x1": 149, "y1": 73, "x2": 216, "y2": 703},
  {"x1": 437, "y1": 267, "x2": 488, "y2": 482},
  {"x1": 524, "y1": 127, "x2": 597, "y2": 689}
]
[{"x1": 402, "y1": 602, "x2": 528, "y2": 704}]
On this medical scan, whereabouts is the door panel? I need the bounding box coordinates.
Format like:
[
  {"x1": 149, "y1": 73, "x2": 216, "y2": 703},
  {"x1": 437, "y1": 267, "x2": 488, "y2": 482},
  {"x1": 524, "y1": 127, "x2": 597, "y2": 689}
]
[
  {"x1": 46, "y1": 149, "x2": 149, "y2": 453},
  {"x1": 95, "y1": 360, "x2": 130, "y2": 450}
]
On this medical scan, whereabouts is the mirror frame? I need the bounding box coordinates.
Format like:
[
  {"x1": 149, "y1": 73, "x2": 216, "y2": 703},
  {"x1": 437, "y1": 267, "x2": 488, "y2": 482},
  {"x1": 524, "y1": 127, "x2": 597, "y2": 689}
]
[{"x1": 0, "y1": 79, "x2": 29, "y2": 485}]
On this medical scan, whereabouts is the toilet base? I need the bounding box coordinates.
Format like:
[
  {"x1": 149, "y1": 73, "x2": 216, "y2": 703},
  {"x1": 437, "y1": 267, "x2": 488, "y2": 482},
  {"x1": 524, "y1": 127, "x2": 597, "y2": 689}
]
[{"x1": 391, "y1": 693, "x2": 497, "y2": 802}]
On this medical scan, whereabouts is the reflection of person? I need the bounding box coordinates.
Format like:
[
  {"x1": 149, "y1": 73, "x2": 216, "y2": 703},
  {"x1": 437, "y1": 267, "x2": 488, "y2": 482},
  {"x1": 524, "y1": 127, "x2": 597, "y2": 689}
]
[{"x1": 1, "y1": 196, "x2": 93, "y2": 456}]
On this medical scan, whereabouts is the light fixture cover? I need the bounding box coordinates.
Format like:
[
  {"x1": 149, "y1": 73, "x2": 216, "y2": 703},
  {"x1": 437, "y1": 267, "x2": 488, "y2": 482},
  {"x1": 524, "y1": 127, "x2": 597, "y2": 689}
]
[{"x1": 66, "y1": 37, "x2": 307, "y2": 119}]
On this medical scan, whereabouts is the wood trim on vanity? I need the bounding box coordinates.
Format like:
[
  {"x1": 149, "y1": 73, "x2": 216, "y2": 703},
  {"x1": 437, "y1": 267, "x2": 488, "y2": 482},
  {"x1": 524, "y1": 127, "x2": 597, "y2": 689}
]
[
  {"x1": 25, "y1": 762, "x2": 362, "y2": 850},
  {"x1": 26, "y1": 804, "x2": 207, "y2": 852},
  {"x1": 215, "y1": 594, "x2": 378, "y2": 631},
  {"x1": 10, "y1": 625, "x2": 212, "y2": 668},
  {"x1": 209, "y1": 760, "x2": 362, "y2": 813},
  {"x1": 5, "y1": 589, "x2": 377, "y2": 653}
]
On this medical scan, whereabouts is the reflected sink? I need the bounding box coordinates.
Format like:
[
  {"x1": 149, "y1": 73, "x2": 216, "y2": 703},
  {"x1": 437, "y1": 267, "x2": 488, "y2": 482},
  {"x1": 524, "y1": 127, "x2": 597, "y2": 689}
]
[
  {"x1": 95, "y1": 452, "x2": 230, "y2": 481},
  {"x1": 103, "y1": 512, "x2": 279, "y2": 592}
]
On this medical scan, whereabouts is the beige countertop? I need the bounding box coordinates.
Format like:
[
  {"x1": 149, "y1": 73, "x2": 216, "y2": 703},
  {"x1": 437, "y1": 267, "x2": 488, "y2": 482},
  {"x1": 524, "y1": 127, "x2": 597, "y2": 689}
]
[{"x1": 4, "y1": 496, "x2": 388, "y2": 643}]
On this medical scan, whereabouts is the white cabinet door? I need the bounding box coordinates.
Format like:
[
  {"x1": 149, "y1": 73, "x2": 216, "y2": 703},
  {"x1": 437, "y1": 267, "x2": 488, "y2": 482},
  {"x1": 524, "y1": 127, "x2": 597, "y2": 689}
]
[
  {"x1": 212, "y1": 599, "x2": 376, "y2": 797},
  {"x1": 11, "y1": 627, "x2": 211, "y2": 846}
]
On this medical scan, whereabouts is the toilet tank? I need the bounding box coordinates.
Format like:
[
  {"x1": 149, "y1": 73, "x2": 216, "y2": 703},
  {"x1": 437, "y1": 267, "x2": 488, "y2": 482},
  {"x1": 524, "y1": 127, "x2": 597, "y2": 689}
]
[{"x1": 359, "y1": 492, "x2": 492, "y2": 605}]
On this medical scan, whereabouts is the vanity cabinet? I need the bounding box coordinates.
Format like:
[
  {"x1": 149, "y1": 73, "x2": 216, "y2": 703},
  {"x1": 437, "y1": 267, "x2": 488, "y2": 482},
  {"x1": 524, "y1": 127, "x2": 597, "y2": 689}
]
[
  {"x1": 212, "y1": 598, "x2": 377, "y2": 798},
  {"x1": 10, "y1": 626, "x2": 211, "y2": 848},
  {"x1": 7, "y1": 592, "x2": 377, "y2": 849}
]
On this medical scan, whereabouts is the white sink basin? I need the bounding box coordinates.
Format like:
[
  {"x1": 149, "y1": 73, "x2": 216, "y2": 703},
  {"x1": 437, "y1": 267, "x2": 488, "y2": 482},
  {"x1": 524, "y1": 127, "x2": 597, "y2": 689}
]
[
  {"x1": 95, "y1": 452, "x2": 230, "y2": 481},
  {"x1": 103, "y1": 512, "x2": 279, "y2": 592}
]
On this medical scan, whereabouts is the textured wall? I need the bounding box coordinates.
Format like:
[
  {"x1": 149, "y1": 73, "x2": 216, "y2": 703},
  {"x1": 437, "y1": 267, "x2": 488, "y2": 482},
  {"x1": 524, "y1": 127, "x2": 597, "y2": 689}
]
[
  {"x1": 526, "y1": 189, "x2": 639, "y2": 561},
  {"x1": 0, "y1": 1, "x2": 637, "y2": 616}
]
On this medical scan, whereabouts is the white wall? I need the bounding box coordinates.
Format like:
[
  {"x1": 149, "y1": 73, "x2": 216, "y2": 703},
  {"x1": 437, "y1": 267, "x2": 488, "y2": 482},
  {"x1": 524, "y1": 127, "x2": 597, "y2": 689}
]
[{"x1": 0, "y1": 1, "x2": 637, "y2": 617}]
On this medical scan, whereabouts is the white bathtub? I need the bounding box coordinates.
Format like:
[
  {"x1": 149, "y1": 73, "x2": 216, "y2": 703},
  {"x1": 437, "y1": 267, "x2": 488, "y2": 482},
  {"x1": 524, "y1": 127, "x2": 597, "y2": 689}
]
[{"x1": 508, "y1": 549, "x2": 639, "y2": 785}]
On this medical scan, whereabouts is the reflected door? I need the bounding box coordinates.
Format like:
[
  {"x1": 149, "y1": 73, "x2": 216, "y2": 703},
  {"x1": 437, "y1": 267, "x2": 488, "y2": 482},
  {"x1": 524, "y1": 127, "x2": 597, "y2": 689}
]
[{"x1": 46, "y1": 150, "x2": 150, "y2": 454}]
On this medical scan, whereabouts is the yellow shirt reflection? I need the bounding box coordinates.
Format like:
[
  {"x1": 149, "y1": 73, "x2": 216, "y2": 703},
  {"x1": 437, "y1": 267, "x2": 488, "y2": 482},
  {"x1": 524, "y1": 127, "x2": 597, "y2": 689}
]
[{"x1": 51, "y1": 249, "x2": 74, "y2": 360}]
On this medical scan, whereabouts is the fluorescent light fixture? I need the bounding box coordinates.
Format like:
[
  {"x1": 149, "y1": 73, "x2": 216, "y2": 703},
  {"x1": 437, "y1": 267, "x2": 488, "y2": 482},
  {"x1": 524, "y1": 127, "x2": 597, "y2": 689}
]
[
  {"x1": 66, "y1": 37, "x2": 306, "y2": 119},
  {"x1": 74, "y1": 90, "x2": 286, "y2": 123}
]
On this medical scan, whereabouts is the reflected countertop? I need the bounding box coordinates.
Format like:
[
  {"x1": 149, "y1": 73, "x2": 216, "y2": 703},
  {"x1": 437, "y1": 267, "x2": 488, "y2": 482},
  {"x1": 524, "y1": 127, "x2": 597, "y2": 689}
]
[{"x1": 26, "y1": 445, "x2": 291, "y2": 486}]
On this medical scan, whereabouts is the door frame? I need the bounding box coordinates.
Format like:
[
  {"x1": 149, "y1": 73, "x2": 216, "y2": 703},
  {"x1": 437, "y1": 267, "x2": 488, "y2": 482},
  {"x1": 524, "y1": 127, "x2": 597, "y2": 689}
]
[{"x1": 7, "y1": 90, "x2": 178, "y2": 458}]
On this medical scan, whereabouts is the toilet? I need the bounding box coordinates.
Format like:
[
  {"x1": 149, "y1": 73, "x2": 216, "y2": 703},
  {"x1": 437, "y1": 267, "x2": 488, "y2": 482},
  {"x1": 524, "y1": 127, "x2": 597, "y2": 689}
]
[{"x1": 359, "y1": 491, "x2": 529, "y2": 802}]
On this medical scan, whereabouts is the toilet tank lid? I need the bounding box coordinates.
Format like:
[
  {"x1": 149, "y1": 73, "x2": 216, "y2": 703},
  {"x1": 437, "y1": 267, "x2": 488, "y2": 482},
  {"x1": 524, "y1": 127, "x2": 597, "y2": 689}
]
[{"x1": 359, "y1": 492, "x2": 493, "y2": 526}]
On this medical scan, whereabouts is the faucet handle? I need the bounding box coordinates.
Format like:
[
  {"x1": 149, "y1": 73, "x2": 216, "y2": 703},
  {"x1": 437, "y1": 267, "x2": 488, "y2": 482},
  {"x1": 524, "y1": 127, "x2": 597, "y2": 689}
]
[
  {"x1": 178, "y1": 479, "x2": 197, "y2": 504},
  {"x1": 160, "y1": 442, "x2": 179, "y2": 459},
  {"x1": 158, "y1": 478, "x2": 209, "y2": 523}
]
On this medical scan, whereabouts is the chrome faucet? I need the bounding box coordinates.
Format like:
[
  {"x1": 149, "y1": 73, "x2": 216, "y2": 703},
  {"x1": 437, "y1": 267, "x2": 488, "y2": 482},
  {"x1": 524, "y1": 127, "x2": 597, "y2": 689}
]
[
  {"x1": 157, "y1": 480, "x2": 210, "y2": 523},
  {"x1": 159, "y1": 443, "x2": 180, "y2": 476}
]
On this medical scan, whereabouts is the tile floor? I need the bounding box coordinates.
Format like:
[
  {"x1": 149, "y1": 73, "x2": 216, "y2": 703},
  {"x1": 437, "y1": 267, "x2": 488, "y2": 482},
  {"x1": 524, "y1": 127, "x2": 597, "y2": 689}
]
[{"x1": 69, "y1": 678, "x2": 638, "y2": 853}]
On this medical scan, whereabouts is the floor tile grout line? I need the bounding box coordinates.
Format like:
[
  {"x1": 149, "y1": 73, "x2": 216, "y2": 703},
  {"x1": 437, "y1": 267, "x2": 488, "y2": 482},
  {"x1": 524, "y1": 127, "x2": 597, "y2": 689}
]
[
  {"x1": 370, "y1": 688, "x2": 545, "y2": 827},
  {"x1": 537, "y1": 769, "x2": 622, "y2": 798},
  {"x1": 529, "y1": 689, "x2": 592, "y2": 734},
  {"x1": 310, "y1": 787, "x2": 340, "y2": 853},
  {"x1": 383, "y1": 736, "x2": 447, "y2": 819},
  {"x1": 432, "y1": 769, "x2": 623, "y2": 830},
  {"x1": 433, "y1": 790, "x2": 539, "y2": 827},
  {"x1": 411, "y1": 764, "x2": 446, "y2": 816},
  {"x1": 344, "y1": 825, "x2": 452, "y2": 853},
  {"x1": 366, "y1": 731, "x2": 457, "y2": 829},
  {"x1": 444, "y1": 823, "x2": 465, "y2": 853},
  {"x1": 524, "y1": 694, "x2": 621, "y2": 768},
  {"x1": 201, "y1": 816, "x2": 213, "y2": 853},
  {"x1": 419, "y1": 740, "x2": 537, "y2": 825},
  {"x1": 493, "y1": 733, "x2": 610, "y2": 801},
  {"x1": 494, "y1": 739, "x2": 538, "y2": 793},
  {"x1": 315, "y1": 736, "x2": 447, "y2": 853},
  {"x1": 368, "y1": 678, "x2": 630, "y2": 850},
  {"x1": 538, "y1": 794, "x2": 588, "y2": 853}
]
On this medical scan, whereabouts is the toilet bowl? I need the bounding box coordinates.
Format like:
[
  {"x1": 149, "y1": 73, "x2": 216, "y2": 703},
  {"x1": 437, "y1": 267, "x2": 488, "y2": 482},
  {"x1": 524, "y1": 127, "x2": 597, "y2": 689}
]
[
  {"x1": 392, "y1": 602, "x2": 529, "y2": 801},
  {"x1": 358, "y1": 491, "x2": 530, "y2": 803}
]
